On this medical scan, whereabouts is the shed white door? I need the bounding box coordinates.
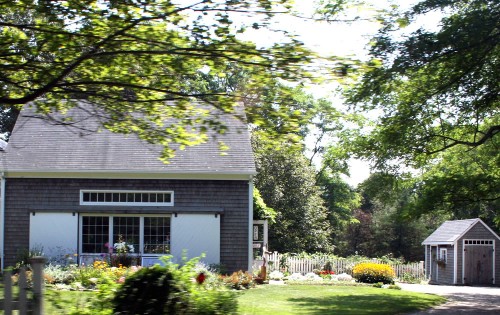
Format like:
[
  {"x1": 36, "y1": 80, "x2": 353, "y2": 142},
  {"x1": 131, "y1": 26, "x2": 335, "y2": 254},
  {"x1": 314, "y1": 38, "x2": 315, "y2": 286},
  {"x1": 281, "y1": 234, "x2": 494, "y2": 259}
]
[
  {"x1": 171, "y1": 214, "x2": 220, "y2": 265},
  {"x1": 29, "y1": 212, "x2": 78, "y2": 259},
  {"x1": 464, "y1": 245, "x2": 494, "y2": 285}
]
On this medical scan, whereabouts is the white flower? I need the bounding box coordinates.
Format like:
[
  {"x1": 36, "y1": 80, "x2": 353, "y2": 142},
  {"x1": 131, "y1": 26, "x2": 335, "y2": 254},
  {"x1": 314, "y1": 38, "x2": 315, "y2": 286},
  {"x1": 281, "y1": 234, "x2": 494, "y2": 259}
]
[
  {"x1": 269, "y1": 270, "x2": 285, "y2": 280},
  {"x1": 305, "y1": 273, "x2": 322, "y2": 281},
  {"x1": 114, "y1": 241, "x2": 134, "y2": 253},
  {"x1": 288, "y1": 273, "x2": 306, "y2": 281}
]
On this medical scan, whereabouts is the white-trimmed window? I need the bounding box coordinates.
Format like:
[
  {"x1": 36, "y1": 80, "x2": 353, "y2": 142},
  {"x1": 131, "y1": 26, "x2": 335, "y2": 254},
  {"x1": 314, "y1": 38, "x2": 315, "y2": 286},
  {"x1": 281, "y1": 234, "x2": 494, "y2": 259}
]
[
  {"x1": 80, "y1": 190, "x2": 174, "y2": 206},
  {"x1": 464, "y1": 239, "x2": 493, "y2": 245},
  {"x1": 439, "y1": 248, "x2": 447, "y2": 262},
  {"x1": 81, "y1": 215, "x2": 170, "y2": 255}
]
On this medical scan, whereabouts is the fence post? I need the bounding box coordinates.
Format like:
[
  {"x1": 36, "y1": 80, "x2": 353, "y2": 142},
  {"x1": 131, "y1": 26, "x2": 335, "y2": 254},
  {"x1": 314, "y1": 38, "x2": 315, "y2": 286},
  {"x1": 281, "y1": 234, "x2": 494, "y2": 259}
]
[
  {"x1": 30, "y1": 256, "x2": 46, "y2": 315},
  {"x1": 18, "y1": 267, "x2": 28, "y2": 315},
  {"x1": 3, "y1": 269, "x2": 12, "y2": 315}
]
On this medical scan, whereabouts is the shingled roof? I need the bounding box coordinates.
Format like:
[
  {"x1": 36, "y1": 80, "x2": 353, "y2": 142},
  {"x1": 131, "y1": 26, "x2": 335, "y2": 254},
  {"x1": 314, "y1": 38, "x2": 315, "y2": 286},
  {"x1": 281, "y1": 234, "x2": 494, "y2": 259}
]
[
  {"x1": 422, "y1": 218, "x2": 500, "y2": 245},
  {"x1": 0, "y1": 101, "x2": 256, "y2": 177}
]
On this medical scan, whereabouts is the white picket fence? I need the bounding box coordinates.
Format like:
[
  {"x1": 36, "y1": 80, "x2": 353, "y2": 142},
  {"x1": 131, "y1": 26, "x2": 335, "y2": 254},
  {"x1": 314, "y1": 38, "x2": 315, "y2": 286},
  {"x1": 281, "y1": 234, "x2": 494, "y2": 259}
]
[
  {"x1": 254, "y1": 252, "x2": 426, "y2": 280},
  {"x1": 0, "y1": 257, "x2": 45, "y2": 315}
]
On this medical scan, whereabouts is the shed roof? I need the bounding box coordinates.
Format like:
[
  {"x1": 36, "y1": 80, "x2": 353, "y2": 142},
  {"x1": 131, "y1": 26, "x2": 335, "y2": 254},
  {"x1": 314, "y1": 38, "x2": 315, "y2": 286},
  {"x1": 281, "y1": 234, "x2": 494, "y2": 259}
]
[
  {"x1": 0, "y1": 101, "x2": 256, "y2": 178},
  {"x1": 422, "y1": 218, "x2": 500, "y2": 245}
]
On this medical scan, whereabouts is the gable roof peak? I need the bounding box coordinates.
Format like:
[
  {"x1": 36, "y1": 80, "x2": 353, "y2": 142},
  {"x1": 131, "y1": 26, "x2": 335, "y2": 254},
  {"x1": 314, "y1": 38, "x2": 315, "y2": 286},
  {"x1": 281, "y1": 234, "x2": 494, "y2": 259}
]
[{"x1": 422, "y1": 218, "x2": 500, "y2": 245}]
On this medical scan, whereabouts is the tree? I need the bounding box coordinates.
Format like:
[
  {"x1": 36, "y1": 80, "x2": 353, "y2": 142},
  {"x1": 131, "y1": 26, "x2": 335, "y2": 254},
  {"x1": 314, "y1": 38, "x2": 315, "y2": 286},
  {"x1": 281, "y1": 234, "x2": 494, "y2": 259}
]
[
  {"x1": 316, "y1": 170, "x2": 360, "y2": 251},
  {"x1": 252, "y1": 131, "x2": 332, "y2": 253},
  {"x1": 350, "y1": 173, "x2": 445, "y2": 261},
  {"x1": 410, "y1": 141, "x2": 500, "y2": 228},
  {"x1": 0, "y1": 0, "x2": 318, "y2": 159},
  {"x1": 344, "y1": 0, "x2": 499, "y2": 169},
  {"x1": 0, "y1": 107, "x2": 18, "y2": 138}
]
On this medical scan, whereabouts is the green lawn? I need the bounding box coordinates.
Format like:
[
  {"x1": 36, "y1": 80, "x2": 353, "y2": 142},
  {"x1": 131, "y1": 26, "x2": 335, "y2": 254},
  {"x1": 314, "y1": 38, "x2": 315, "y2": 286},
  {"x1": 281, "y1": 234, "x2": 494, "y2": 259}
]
[
  {"x1": 237, "y1": 284, "x2": 446, "y2": 315},
  {"x1": 1, "y1": 284, "x2": 445, "y2": 314}
]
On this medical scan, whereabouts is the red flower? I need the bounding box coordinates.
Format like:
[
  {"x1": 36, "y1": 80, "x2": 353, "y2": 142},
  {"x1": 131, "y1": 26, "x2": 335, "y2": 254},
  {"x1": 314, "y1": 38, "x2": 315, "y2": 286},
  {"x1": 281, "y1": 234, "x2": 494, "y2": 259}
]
[
  {"x1": 320, "y1": 270, "x2": 335, "y2": 275},
  {"x1": 196, "y1": 272, "x2": 206, "y2": 284}
]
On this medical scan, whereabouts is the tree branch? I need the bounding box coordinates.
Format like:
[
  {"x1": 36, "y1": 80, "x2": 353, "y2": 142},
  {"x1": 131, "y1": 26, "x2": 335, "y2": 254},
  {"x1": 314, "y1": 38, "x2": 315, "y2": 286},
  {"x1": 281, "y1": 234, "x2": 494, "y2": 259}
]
[{"x1": 426, "y1": 125, "x2": 500, "y2": 155}]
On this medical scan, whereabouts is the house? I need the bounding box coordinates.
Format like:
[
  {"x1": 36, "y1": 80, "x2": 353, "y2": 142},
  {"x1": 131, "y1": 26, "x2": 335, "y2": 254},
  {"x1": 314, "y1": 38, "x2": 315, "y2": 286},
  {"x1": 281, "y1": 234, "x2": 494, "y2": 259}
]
[
  {"x1": 422, "y1": 218, "x2": 500, "y2": 285},
  {"x1": 0, "y1": 102, "x2": 256, "y2": 272}
]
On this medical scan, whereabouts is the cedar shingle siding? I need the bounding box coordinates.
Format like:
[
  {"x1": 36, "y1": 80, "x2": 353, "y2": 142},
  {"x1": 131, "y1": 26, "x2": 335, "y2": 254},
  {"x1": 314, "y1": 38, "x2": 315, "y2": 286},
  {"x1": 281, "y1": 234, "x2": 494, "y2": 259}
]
[{"x1": 4, "y1": 178, "x2": 249, "y2": 271}]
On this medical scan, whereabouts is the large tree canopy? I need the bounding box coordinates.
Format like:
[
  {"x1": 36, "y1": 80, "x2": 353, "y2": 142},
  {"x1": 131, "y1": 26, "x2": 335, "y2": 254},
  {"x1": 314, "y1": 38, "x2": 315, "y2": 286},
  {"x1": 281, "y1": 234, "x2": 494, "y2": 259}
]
[
  {"x1": 0, "y1": 0, "x2": 320, "y2": 157},
  {"x1": 344, "y1": 0, "x2": 499, "y2": 169}
]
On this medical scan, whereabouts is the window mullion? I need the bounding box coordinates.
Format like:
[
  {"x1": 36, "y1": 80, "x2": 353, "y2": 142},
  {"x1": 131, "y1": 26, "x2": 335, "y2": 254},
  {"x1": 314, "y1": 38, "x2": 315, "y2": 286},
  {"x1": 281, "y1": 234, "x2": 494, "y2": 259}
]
[
  {"x1": 139, "y1": 217, "x2": 144, "y2": 256},
  {"x1": 109, "y1": 216, "x2": 114, "y2": 251}
]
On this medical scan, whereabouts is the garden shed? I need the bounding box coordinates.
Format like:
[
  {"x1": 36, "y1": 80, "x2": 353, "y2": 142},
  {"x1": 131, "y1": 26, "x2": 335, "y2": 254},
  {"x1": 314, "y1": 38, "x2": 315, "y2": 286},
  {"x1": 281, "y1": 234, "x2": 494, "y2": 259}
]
[{"x1": 422, "y1": 218, "x2": 500, "y2": 286}]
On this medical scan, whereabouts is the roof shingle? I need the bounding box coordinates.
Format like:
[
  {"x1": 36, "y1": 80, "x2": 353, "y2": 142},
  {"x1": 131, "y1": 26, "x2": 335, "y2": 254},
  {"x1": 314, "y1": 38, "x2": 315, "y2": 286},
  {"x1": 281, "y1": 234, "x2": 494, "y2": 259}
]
[
  {"x1": 422, "y1": 218, "x2": 500, "y2": 245},
  {"x1": 0, "y1": 102, "x2": 256, "y2": 176}
]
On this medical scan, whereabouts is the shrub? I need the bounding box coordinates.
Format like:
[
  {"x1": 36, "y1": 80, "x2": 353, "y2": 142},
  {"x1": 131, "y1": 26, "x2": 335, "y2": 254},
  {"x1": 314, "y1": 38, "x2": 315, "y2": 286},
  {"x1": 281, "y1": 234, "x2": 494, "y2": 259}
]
[
  {"x1": 44, "y1": 264, "x2": 76, "y2": 284},
  {"x1": 222, "y1": 270, "x2": 255, "y2": 290},
  {"x1": 112, "y1": 265, "x2": 185, "y2": 315},
  {"x1": 269, "y1": 270, "x2": 284, "y2": 280},
  {"x1": 400, "y1": 272, "x2": 422, "y2": 284},
  {"x1": 387, "y1": 284, "x2": 401, "y2": 290},
  {"x1": 332, "y1": 273, "x2": 353, "y2": 282},
  {"x1": 352, "y1": 262, "x2": 395, "y2": 284},
  {"x1": 111, "y1": 255, "x2": 237, "y2": 315},
  {"x1": 287, "y1": 273, "x2": 306, "y2": 281}
]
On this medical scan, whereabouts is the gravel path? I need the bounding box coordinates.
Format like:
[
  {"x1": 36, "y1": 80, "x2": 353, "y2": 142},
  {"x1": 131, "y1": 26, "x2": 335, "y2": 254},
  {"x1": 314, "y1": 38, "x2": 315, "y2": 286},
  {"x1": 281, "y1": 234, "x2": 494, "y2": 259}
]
[{"x1": 399, "y1": 283, "x2": 500, "y2": 314}]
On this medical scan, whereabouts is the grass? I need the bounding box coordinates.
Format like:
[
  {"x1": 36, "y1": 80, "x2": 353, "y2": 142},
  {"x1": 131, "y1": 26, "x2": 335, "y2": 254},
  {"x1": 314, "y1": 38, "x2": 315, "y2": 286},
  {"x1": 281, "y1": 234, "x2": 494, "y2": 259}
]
[
  {"x1": 0, "y1": 283, "x2": 446, "y2": 315},
  {"x1": 237, "y1": 284, "x2": 446, "y2": 315},
  {"x1": 44, "y1": 289, "x2": 95, "y2": 314}
]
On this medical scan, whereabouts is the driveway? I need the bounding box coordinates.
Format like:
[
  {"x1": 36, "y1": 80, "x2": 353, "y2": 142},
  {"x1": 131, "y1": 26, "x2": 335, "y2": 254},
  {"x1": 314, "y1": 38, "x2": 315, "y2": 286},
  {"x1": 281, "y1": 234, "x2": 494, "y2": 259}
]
[{"x1": 399, "y1": 283, "x2": 500, "y2": 314}]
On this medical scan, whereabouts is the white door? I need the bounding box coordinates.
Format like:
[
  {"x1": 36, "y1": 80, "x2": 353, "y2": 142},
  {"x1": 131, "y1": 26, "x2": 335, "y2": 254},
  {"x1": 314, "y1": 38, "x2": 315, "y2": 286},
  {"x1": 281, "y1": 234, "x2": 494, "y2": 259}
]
[
  {"x1": 29, "y1": 212, "x2": 78, "y2": 260},
  {"x1": 171, "y1": 214, "x2": 220, "y2": 265}
]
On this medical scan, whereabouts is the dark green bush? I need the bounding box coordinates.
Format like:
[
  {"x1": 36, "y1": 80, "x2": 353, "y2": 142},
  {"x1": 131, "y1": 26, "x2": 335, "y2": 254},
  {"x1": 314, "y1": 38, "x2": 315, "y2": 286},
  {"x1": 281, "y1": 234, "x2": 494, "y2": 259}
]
[
  {"x1": 111, "y1": 255, "x2": 238, "y2": 315},
  {"x1": 112, "y1": 265, "x2": 185, "y2": 315}
]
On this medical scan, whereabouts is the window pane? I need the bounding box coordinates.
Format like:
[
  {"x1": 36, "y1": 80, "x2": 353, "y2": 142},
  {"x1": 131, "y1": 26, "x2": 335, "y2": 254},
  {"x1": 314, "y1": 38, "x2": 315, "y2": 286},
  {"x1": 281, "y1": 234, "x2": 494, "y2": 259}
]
[
  {"x1": 134, "y1": 193, "x2": 142, "y2": 202},
  {"x1": 157, "y1": 194, "x2": 164, "y2": 203},
  {"x1": 83, "y1": 193, "x2": 90, "y2": 202},
  {"x1": 164, "y1": 193, "x2": 171, "y2": 203},
  {"x1": 127, "y1": 193, "x2": 134, "y2": 202},
  {"x1": 113, "y1": 217, "x2": 139, "y2": 253},
  {"x1": 143, "y1": 217, "x2": 170, "y2": 254},
  {"x1": 82, "y1": 216, "x2": 109, "y2": 253}
]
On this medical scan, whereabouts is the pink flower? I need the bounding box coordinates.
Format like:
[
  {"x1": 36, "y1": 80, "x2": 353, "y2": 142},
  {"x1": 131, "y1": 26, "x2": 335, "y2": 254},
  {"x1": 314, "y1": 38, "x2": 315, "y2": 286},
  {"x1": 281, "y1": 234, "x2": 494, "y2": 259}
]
[{"x1": 118, "y1": 276, "x2": 126, "y2": 284}]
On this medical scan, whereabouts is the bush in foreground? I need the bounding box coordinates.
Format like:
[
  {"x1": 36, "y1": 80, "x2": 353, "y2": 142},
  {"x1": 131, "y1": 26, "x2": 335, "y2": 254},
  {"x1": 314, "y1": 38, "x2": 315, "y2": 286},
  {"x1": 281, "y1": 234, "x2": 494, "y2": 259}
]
[
  {"x1": 352, "y1": 262, "x2": 395, "y2": 284},
  {"x1": 111, "y1": 256, "x2": 237, "y2": 315}
]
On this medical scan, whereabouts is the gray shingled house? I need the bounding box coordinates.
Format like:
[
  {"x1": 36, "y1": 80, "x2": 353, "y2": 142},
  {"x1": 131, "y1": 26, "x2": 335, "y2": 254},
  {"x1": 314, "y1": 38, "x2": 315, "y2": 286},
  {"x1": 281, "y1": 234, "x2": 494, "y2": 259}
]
[
  {"x1": 0, "y1": 102, "x2": 256, "y2": 272},
  {"x1": 422, "y1": 218, "x2": 500, "y2": 285}
]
